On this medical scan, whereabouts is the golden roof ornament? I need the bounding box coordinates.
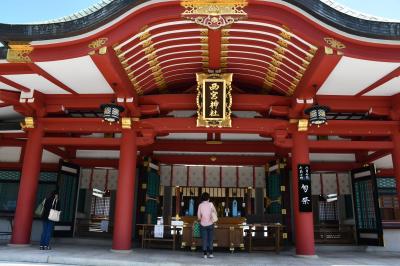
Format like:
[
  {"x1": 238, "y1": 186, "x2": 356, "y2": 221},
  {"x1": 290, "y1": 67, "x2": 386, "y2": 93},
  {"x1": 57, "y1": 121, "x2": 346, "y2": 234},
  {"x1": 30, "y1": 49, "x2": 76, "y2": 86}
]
[{"x1": 181, "y1": 0, "x2": 248, "y2": 30}]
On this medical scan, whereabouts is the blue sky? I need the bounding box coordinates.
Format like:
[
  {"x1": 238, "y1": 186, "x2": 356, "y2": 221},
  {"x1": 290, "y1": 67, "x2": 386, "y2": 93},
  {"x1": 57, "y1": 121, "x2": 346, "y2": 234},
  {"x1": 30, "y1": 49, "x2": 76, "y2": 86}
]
[{"x1": 0, "y1": 0, "x2": 399, "y2": 24}]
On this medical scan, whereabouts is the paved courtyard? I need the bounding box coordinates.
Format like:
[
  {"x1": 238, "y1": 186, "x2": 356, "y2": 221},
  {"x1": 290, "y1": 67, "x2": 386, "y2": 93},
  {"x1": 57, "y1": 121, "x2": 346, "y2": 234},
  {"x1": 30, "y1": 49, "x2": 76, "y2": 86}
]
[{"x1": 0, "y1": 242, "x2": 399, "y2": 266}]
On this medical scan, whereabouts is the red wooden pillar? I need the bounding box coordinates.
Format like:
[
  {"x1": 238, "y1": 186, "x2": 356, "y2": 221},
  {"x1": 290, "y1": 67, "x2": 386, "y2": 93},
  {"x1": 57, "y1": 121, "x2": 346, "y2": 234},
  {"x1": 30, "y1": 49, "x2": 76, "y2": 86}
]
[
  {"x1": 291, "y1": 131, "x2": 315, "y2": 256},
  {"x1": 112, "y1": 129, "x2": 137, "y2": 251},
  {"x1": 391, "y1": 133, "x2": 400, "y2": 208},
  {"x1": 10, "y1": 123, "x2": 43, "y2": 245}
]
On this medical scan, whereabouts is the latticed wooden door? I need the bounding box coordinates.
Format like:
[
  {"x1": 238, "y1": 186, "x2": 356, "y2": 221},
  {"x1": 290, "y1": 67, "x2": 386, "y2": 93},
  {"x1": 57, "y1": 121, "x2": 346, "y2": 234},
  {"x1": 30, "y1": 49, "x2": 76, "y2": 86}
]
[{"x1": 351, "y1": 165, "x2": 383, "y2": 246}]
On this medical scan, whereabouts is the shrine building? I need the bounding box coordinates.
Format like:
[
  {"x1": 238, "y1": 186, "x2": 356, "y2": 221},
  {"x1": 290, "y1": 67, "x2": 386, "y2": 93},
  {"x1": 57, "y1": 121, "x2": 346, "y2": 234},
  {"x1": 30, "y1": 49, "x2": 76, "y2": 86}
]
[{"x1": 0, "y1": 0, "x2": 399, "y2": 256}]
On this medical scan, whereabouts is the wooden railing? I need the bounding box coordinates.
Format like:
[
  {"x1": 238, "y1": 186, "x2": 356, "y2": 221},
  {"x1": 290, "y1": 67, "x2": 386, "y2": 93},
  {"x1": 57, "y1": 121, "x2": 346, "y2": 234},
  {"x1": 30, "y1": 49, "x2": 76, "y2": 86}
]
[{"x1": 314, "y1": 224, "x2": 355, "y2": 244}]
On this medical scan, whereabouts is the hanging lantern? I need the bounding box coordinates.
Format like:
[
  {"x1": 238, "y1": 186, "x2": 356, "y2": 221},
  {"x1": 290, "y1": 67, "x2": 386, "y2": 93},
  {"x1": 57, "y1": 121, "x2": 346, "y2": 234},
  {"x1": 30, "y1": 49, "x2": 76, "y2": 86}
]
[
  {"x1": 100, "y1": 103, "x2": 124, "y2": 123},
  {"x1": 304, "y1": 104, "x2": 330, "y2": 126}
]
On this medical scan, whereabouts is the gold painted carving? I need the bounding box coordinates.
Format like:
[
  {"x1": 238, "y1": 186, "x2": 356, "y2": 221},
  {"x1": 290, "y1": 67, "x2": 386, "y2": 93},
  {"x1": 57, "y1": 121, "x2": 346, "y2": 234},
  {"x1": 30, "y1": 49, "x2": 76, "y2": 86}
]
[
  {"x1": 196, "y1": 72, "x2": 233, "y2": 128},
  {"x1": 324, "y1": 37, "x2": 346, "y2": 50},
  {"x1": 280, "y1": 31, "x2": 291, "y2": 40},
  {"x1": 274, "y1": 46, "x2": 286, "y2": 55},
  {"x1": 298, "y1": 119, "x2": 308, "y2": 132},
  {"x1": 121, "y1": 118, "x2": 132, "y2": 129},
  {"x1": 20, "y1": 117, "x2": 35, "y2": 129},
  {"x1": 6, "y1": 42, "x2": 33, "y2": 63},
  {"x1": 181, "y1": 0, "x2": 248, "y2": 29},
  {"x1": 88, "y1": 38, "x2": 108, "y2": 49}
]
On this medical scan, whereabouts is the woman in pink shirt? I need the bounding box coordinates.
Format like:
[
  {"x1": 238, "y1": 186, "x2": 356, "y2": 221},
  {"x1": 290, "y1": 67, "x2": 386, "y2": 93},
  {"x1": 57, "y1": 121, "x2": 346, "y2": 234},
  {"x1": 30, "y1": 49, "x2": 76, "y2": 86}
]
[{"x1": 197, "y1": 192, "x2": 217, "y2": 258}]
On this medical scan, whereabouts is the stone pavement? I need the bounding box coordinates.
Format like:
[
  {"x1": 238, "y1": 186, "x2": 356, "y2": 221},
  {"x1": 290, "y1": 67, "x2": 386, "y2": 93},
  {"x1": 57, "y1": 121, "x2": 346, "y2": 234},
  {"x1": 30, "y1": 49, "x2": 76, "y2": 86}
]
[{"x1": 0, "y1": 242, "x2": 399, "y2": 266}]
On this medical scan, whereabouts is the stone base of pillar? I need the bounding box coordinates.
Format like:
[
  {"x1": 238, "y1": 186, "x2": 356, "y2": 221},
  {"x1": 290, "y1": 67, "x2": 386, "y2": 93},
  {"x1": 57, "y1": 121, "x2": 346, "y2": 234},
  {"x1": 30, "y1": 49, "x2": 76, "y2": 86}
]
[
  {"x1": 295, "y1": 254, "x2": 319, "y2": 259},
  {"x1": 110, "y1": 249, "x2": 133, "y2": 254},
  {"x1": 7, "y1": 243, "x2": 31, "y2": 247}
]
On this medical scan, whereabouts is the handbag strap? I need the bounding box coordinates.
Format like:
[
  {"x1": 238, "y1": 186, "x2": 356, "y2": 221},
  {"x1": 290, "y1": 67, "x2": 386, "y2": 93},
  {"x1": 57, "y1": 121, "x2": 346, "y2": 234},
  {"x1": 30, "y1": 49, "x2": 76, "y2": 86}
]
[{"x1": 51, "y1": 198, "x2": 57, "y2": 209}]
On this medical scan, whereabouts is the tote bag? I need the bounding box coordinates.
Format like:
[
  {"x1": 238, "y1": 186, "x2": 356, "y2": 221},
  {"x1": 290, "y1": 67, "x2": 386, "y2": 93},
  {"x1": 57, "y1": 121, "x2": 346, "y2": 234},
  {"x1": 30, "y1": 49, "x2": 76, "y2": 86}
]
[
  {"x1": 48, "y1": 198, "x2": 61, "y2": 222},
  {"x1": 34, "y1": 199, "x2": 45, "y2": 217},
  {"x1": 211, "y1": 203, "x2": 218, "y2": 223}
]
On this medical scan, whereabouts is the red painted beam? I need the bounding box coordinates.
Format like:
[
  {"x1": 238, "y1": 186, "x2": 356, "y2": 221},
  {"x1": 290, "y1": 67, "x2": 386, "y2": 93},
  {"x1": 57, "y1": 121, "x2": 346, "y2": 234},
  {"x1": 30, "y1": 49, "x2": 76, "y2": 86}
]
[
  {"x1": 208, "y1": 29, "x2": 221, "y2": 69},
  {"x1": 43, "y1": 146, "x2": 69, "y2": 159},
  {"x1": 41, "y1": 136, "x2": 153, "y2": 147},
  {"x1": 0, "y1": 76, "x2": 30, "y2": 92},
  {"x1": 0, "y1": 64, "x2": 33, "y2": 75},
  {"x1": 311, "y1": 162, "x2": 360, "y2": 172},
  {"x1": 40, "y1": 118, "x2": 121, "y2": 133},
  {"x1": 0, "y1": 90, "x2": 20, "y2": 106},
  {"x1": 152, "y1": 140, "x2": 278, "y2": 153},
  {"x1": 90, "y1": 50, "x2": 136, "y2": 99},
  {"x1": 140, "y1": 117, "x2": 288, "y2": 135},
  {"x1": 71, "y1": 158, "x2": 119, "y2": 168},
  {"x1": 0, "y1": 162, "x2": 58, "y2": 172},
  {"x1": 37, "y1": 117, "x2": 399, "y2": 138},
  {"x1": 42, "y1": 137, "x2": 121, "y2": 147},
  {"x1": 293, "y1": 120, "x2": 399, "y2": 137},
  {"x1": 363, "y1": 150, "x2": 391, "y2": 163},
  {"x1": 45, "y1": 94, "x2": 114, "y2": 111},
  {"x1": 356, "y1": 66, "x2": 400, "y2": 96},
  {"x1": 153, "y1": 154, "x2": 273, "y2": 166},
  {"x1": 317, "y1": 95, "x2": 391, "y2": 113},
  {"x1": 139, "y1": 94, "x2": 291, "y2": 113},
  {"x1": 294, "y1": 49, "x2": 342, "y2": 100},
  {"x1": 277, "y1": 139, "x2": 394, "y2": 150},
  {"x1": 377, "y1": 168, "x2": 394, "y2": 177}
]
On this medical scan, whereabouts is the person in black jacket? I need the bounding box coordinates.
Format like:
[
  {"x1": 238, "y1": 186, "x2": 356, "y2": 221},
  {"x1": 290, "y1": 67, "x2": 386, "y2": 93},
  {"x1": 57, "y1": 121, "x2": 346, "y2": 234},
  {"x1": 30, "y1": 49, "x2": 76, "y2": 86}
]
[{"x1": 39, "y1": 189, "x2": 60, "y2": 250}]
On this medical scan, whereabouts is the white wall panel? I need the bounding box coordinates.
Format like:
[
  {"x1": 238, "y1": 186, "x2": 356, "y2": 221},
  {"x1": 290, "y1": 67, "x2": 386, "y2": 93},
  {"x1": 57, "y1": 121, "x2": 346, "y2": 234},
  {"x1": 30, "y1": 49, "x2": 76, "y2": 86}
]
[
  {"x1": 41, "y1": 149, "x2": 60, "y2": 163},
  {"x1": 238, "y1": 166, "x2": 253, "y2": 187},
  {"x1": 373, "y1": 154, "x2": 393, "y2": 169},
  {"x1": 188, "y1": 166, "x2": 203, "y2": 187},
  {"x1": 221, "y1": 167, "x2": 237, "y2": 187},
  {"x1": 160, "y1": 165, "x2": 172, "y2": 186},
  {"x1": 205, "y1": 166, "x2": 220, "y2": 187},
  {"x1": 0, "y1": 147, "x2": 21, "y2": 162},
  {"x1": 3, "y1": 74, "x2": 67, "y2": 94},
  {"x1": 365, "y1": 77, "x2": 400, "y2": 96},
  {"x1": 318, "y1": 57, "x2": 400, "y2": 95},
  {"x1": 172, "y1": 165, "x2": 187, "y2": 186},
  {"x1": 36, "y1": 56, "x2": 113, "y2": 94}
]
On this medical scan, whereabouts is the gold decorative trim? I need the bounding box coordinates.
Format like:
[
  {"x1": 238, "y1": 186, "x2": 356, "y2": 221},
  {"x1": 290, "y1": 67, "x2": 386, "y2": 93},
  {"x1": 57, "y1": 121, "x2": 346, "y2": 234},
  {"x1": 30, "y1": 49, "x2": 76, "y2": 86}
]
[
  {"x1": 324, "y1": 37, "x2": 346, "y2": 50},
  {"x1": 282, "y1": 233, "x2": 288, "y2": 239},
  {"x1": 98, "y1": 46, "x2": 107, "y2": 55},
  {"x1": 6, "y1": 42, "x2": 33, "y2": 63},
  {"x1": 88, "y1": 38, "x2": 108, "y2": 49},
  {"x1": 181, "y1": 0, "x2": 248, "y2": 29}
]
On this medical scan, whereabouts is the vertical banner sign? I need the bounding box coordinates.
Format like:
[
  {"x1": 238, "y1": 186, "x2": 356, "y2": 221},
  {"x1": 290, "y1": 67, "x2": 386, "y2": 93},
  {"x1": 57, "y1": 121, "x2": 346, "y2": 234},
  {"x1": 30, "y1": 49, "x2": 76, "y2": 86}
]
[
  {"x1": 196, "y1": 73, "x2": 232, "y2": 127},
  {"x1": 298, "y1": 164, "x2": 312, "y2": 212},
  {"x1": 203, "y1": 80, "x2": 225, "y2": 120}
]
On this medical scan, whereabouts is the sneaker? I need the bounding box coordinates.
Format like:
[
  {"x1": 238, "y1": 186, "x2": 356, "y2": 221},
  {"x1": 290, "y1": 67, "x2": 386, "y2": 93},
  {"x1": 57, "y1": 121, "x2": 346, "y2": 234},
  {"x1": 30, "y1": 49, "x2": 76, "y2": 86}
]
[
  {"x1": 44, "y1": 246, "x2": 51, "y2": 250},
  {"x1": 203, "y1": 255, "x2": 208, "y2": 259},
  {"x1": 208, "y1": 254, "x2": 214, "y2": 258},
  {"x1": 39, "y1": 246, "x2": 44, "y2": 250}
]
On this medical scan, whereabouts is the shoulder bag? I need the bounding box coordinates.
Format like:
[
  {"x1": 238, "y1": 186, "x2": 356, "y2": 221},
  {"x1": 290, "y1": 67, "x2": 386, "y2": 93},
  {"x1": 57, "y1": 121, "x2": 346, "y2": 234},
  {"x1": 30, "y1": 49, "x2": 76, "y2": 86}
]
[
  {"x1": 34, "y1": 198, "x2": 46, "y2": 217},
  {"x1": 48, "y1": 198, "x2": 61, "y2": 222},
  {"x1": 210, "y1": 203, "x2": 218, "y2": 223}
]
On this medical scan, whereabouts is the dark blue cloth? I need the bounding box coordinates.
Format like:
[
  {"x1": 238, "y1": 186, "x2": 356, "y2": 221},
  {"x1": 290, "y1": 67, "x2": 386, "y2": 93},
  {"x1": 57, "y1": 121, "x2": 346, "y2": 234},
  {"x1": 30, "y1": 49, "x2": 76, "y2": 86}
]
[
  {"x1": 200, "y1": 224, "x2": 214, "y2": 254},
  {"x1": 40, "y1": 219, "x2": 54, "y2": 247}
]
